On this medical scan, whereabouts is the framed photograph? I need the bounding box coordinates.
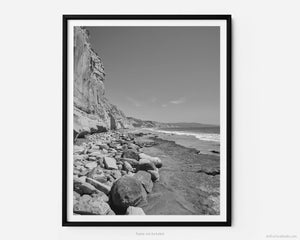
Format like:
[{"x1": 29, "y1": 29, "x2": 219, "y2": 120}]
[{"x1": 62, "y1": 15, "x2": 231, "y2": 226}]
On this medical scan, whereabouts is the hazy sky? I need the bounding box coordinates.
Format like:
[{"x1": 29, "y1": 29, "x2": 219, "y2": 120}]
[{"x1": 86, "y1": 26, "x2": 220, "y2": 124}]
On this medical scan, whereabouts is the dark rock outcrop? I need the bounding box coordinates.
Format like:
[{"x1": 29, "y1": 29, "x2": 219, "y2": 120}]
[
  {"x1": 110, "y1": 175, "x2": 147, "y2": 214},
  {"x1": 133, "y1": 171, "x2": 153, "y2": 193}
]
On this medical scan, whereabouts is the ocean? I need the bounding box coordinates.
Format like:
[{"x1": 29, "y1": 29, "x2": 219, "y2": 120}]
[{"x1": 152, "y1": 126, "x2": 220, "y2": 143}]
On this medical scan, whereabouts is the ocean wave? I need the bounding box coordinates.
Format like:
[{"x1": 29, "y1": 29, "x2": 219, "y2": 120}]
[{"x1": 148, "y1": 129, "x2": 220, "y2": 142}]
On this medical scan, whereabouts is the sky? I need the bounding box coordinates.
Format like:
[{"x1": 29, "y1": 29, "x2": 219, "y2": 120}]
[{"x1": 86, "y1": 26, "x2": 220, "y2": 125}]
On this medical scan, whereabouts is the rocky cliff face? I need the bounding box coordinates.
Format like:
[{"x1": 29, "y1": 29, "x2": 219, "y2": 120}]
[{"x1": 73, "y1": 27, "x2": 132, "y2": 137}]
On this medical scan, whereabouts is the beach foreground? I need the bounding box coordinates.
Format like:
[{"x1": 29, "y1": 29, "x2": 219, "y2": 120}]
[{"x1": 73, "y1": 129, "x2": 220, "y2": 215}]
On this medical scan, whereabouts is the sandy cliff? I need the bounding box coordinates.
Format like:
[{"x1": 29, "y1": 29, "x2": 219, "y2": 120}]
[{"x1": 73, "y1": 27, "x2": 132, "y2": 137}]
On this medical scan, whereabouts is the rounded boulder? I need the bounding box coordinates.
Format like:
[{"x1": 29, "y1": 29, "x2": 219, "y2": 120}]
[
  {"x1": 133, "y1": 171, "x2": 153, "y2": 193},
  {"x1": 110, "y1": 175, "x2": 147, "y2": 214},
  {"x1": 122, "y1": 149, "x2": 140, "y2": 161}
]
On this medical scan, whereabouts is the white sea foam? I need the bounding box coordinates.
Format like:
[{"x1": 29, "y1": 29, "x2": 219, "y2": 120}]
[{"x1": 147, "y1": 129, "x2": 220, "y2": 142}]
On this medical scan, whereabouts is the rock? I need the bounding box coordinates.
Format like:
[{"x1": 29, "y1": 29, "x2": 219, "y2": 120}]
[
  {"x1": 133, "y1": 171, "x2": 153, "y2": 193},
  {"x1": 120, "y1": 158, "x2": 139, "y2": 167},
  {"x1": 86, "y1": 177, "x2": 111, "y2": 194},
  {"x1": 88, "y1": 145, "x2": 100, "y2": 152},
  {"x1": 102, "y1": 149, "x2": 108, "y2": 154},
  {"x1": 110, "y1": 170, "x2": 122, "y2": 180},
  {"x1": 87, "y1": 171, "x2": 108, "y2": 183},
  {"x1": 117, "y1": 164, "x2": 123, "y2": 170},
  {"x1": 77, "y1": 168, "x2": 89, "y2": 177},
  {"x1": 123, "y1": 161, "x2": 134, "y2": 172},
  {"x1": 74, "y1": 178, "x2": 99, "y2": 195},
  {"x1": 74, "y1": 191, "x2": 80, "y2": 200},
  {"x1": 92, "y1": 144, "x2": 100, "y2": 149},
  {"x1": 134, "y1": 139, "x2": 156, "y2": 147},
  {"x1": 74, "y1": 145, "x2": 85, "y2": 154},
  {"x1": 128, "y1": 143, "x2": 139, "y2": 150},
  {"x1": 97, "y1": 159, "x2": 105, "y2": 168},
  {"x1": 148, "y1": 169, "x2": 160, "y2": 182},
  {"x1": 197, "y1": 167, "x2": 220, "y2": 176},
  {"x1": 74, "y1": 195, "x2": 114, "y2": 215},
  {"x1": 78, "y1": 176, "x2": 87, "y2": 182},
  {"x1": 211, "y1": 150, "x2": 220, "y2": 154},
  {"x1": 139, "y1": 153, "x2": 162, "y2": 168},
  {"x1": 138, "y1": 159, "x2": 156, "y2": 171},
  {"x1": 106, "y1": 175, "x2": 115, "y2": 183},
  {"x1": 108, "y1": 148, "x2": 117, "y2": 153},
  {"x1": 127, "y1": 172, "x2": 135, "y2": 177},
  {"x1": 115, "y1": 145, "x2": 123, "y2": 150},
  {"x1": 85, "y1": 161, "x2": 98, "y2": 170},
  {"x1": 103, "y1": 156, "x2": 118, "y2": 170},
  {"x1": 126, "y1": 206, "x2": 145, "y2": 215},
  {"x1": 96, "y1": 143, "x2": 109, "y2": 150},
  {"x1": 88, "y1": 156, "x2": 97, "y2": 161},
  {"x1": 80, "y1": 194, "x2": 92, "y2": 202},
  {"x1": 122, "y1": 145, "x2": 128, "y2": 152},
  {"x1": 88, "y1": 152, "x2": 104, "y2": 159},
  {"x1": 122, "y1": 149, "x2": 140, "y2": 161},
  {"x1": 108, "y1": 143, "x2": 117, "y2": 148},
  {"x1": 92, "y1": 192, "x2": 109, "y2": 202},
  {"x1": 74, "y1": 160, "x2": 84, "y2": 167},
  {"x1": 110, "y1": 176, "x2": 147, "y2": 213},
  {"x1": 75, "y1": 165, "x2": 89, "y2": 176},
  {"x1": 73, "y1": 154, "x2": 88, "y2": 161}
]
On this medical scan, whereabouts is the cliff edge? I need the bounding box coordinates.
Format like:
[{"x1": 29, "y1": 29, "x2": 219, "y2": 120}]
[{"x1": 73, "y1": 27, "x2": 132, "y2": 137}]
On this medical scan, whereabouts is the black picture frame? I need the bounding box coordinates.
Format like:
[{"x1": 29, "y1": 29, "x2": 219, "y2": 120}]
[{"x1": 62, "y1": 14, "x2": 232, "y2": 227}]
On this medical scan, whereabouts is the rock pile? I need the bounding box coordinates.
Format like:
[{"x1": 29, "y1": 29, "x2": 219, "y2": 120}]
[{"x1": 73, "y1": 131, "x2": 162, "y2": 215}]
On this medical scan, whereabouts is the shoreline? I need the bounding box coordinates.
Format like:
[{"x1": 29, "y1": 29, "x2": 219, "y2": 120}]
[
  {"x1": 132, "y1": 130, "x2": 220, "y2": 215},
  {"x1": 124, "y1": 128, "x2": 220, "y2": 156},
  {"x1": 73, "y1": 128, "x2": 220, "y2": 215}
]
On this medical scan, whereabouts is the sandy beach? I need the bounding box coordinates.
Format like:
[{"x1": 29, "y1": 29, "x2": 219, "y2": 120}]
[{"x1": 124, "y1": 129, "x2": 220, "y2": 215}]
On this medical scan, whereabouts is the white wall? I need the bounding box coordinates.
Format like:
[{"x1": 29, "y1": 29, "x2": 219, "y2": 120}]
[{"x1": 1, "y1": 0, "x2": 299, "y2": 239}]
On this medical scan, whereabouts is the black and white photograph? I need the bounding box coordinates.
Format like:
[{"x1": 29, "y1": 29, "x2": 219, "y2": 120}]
[
  {"x1": 3, "y1": 0, "x2": 300, "y2": 239},
  {"x1": 63, "y1": 15, "x2": 231, "y2": 226}
]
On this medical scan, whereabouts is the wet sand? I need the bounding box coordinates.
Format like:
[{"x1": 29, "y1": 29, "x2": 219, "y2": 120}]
[
  {"x1": 130, "y1": 128, "x2": 220, "y2": 155},
  {"x1": 133, "y1": 132, "x2": 220, "y2": 215}
]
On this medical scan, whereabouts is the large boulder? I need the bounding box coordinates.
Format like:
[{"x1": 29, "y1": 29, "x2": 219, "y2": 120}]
[
  {"x1": 138, "y1": 159, "x2": 156, "y2": 171},
  {"x1": 73, "y1": 194, "x2": 115, "y2": 215},
  {"x1": 133, "y1": 171, "x2": 153, "y2": 193},
  {"x1": 126, "y1": 206, "x2": 145, "y2": 215},
  {"x1": 103, "y1": 156, "x2": 118, "y2": 170},
  {"x1": 110, "y1": 176, "x2": 147, "y2": 214},
  {"x1": 139, "y1": 153, "x2": 162, "y2": 168},
  {"x1": 122, "y1": 149, "x2": 140, "y2": 161}
]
